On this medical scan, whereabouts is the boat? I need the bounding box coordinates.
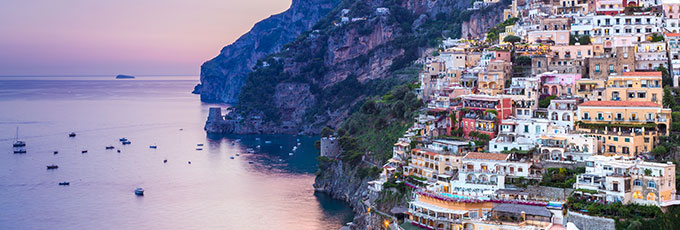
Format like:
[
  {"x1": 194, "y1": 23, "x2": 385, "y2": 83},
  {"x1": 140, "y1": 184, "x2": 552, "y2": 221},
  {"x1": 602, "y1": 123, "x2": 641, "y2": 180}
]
[
  {"x1": 264, "y1": 140, "x2": 272, "y2": 144},
  {"x1": 149, "y1": 145, "x2": 157, "y2": 149},
  {"x1": 255, "y1": 138, "x2": 260, "y2": 141},
  {"x1": 197, "y1": 143, "x2": 204, "y2": 146},
  {"x1": 119, "y1": 138, "x2": 128, "y2": 142},
  {"x1": 279, "y1": 146, "x2": 283, "y2": 149},
  {"x1": 289, "y1": 153, "x2": 293, "y2": 156},
  {"x1": 53, "y1": 151, "x2": 59, "y2": 154},
  {"x1": 256, "y1": 145, "x2": 261, "y2": 148},
  {"x1": 14, "y1": 148, "x2": 26, "y2": 154},
  {"x1": 116, "y1": 74, "x2": 135, "y2": 79},
  {"x1": 235, "y1": 139, "x2": 241, "y2": 142},
  {"x1": 81, "y1": 150, "x2": 88, "y2": 153},
  {"x1": 229, "y1": 156, "x2": 234, "y2": 159},
  {"x1": 13, "y1": 127, "x2": 26, "y2": 147},
  {"x1": 117, "y1": 150, "x2": 121, "y2": 153},
  {"x1": 292, "y1": 146, "x2": 298, "y2": 151},
  {"x1": 58, "y1": 182, "x2": 70, "y2": 186},
  {"x1": 188, "y1": 161, "x2": 191, "y2": 164},
  {"x1": 68, "y1": 132, "x2": 76, "y2": 137},
  {"x1": 248, "y1": 161, "x2": 254, "y2": 164},
  {"x1": 196, "y1": 148, "x2": 203, "y2": 151},
  {"x1": 46, "y1": 165, "x2": 59, "y2": 170},
  {"x1": 297, "y1": 143, "x2": 301, "y2": 146},
  {"x1": 231, "y1": 142, "x2": 235, "y2": 146},
  {"x1": 163, "y1": 159, "x2": 167, "y2": 163},
  {"x1": 246, "y1": 148, "x2": 255, "y2": 153},
  {"x1": 134, "y1": 188, "x2": 144, "y2": 196},
  {"x1": 122, "y1": 141, "x2": 131, "y2": 145},
  {"x1": 105, "y1": 146, "x2": 115, "y2": 150},
  {"x1": 235, "y1": 153, "x2": 240, "y2": 156}
]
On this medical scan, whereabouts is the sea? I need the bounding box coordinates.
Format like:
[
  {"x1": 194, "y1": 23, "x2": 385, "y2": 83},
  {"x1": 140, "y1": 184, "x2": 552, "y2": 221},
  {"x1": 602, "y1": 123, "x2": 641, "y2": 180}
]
[{"x1": 0, "y1": 76, "x2": 353, "y2": 230}]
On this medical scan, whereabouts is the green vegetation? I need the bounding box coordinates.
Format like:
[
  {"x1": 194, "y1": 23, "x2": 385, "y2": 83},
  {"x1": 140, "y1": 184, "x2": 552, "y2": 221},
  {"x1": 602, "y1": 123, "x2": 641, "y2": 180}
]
[
  {"x1": 567, "y1": 195, "x2": 680, "y2": 230},
  {"x1": 486, "y1": 17, "x2": 519, "y2": 43},
  {"x1": 663, "y1": 86, "x2": 675, "y2": 108},
  {"x1": 538, "y1": 95, "x2": 556, "y2": 108},
  {"x1": 540, "y1": 167, "x2": 585, "y2": 188},
  {"x1": 650, "y1": 33, "x2": 665, "y2": 42},
  {"x1": 335, "y1": 83, "x2": 422, "y2": 165},
  {"x1": 569, "y1": 34, "x2": 591, "y2": 45},
  {"x1": 503, "y1": 35, "x2": 521, "y2": 44}
]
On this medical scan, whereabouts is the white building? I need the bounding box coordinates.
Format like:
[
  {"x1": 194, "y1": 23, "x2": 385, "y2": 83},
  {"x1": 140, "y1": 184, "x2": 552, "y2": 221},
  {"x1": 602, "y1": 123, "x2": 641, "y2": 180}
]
[
  {"x1": 635, "y1": 42, "x2": 668, "y2": 70},
  {"x1": 451, "y1": 152, "x2": 533, "y2": 194}
]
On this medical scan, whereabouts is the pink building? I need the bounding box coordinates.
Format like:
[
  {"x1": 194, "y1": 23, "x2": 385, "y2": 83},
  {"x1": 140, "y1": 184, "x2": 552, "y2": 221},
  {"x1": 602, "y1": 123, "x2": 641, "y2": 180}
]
[
  {"x1": 458, "y1": 95, "x2": 513, "y2": 139},
  {"x1": 540, "y1": 73, "x2": 582, "y2": 96},
  {"x1": 527, "y1": 30, "x2": 570, "y2": 45}
]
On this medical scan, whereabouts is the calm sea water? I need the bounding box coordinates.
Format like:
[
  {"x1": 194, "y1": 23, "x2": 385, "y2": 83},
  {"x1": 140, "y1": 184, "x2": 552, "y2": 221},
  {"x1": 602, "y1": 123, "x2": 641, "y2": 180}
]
[{"x1": 0, "y1": 76, "x2": 353, "y2": 230}]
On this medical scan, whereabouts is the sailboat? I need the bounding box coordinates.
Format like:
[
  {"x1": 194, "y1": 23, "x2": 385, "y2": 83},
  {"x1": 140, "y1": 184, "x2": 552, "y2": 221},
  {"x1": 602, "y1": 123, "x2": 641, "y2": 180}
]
[
  {"x1": 13, "y1": 127, "x2": 26, "y2": 154},
  {"x1": 13, "y1": 127, "x2": 25, "y2": 147}
]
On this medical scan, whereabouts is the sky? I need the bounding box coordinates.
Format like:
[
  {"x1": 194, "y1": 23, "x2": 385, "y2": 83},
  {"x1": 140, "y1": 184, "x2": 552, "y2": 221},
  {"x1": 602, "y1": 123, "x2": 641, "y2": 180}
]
[{"x1": 0, "y1": 0, "x2": 291, "y2": 76}]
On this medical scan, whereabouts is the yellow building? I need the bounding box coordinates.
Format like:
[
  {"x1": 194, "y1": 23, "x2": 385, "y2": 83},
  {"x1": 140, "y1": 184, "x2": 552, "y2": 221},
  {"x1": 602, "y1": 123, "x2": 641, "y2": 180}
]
[
  {"x1": 575, "y1": 101, "x2": 671, "y2": 156},
  {"x1": 605, "y1": 72, "x2": 663, "y2": 104},
  {"x1": 408, "y1": 192, "x2": 494, "y2": 230},
  {"x1": 478, "y1": 60, "x2": 512, "y2": 95},
  {"x1": 576, "y1": 79, "x2": 606, "y2": 101},
  {"x1": 405, "y1": 148, "x2": 462, "y2": 181}
]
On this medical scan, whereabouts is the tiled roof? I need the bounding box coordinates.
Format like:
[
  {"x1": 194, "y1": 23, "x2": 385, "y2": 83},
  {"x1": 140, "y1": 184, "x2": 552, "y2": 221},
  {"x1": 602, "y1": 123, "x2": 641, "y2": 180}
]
[
  {"x1": 463, "y1": 152, "x2": 509, "y2": 161},
  {"x1": 666, "y1": 33, "x2": 680, "y2": 37},
  {"x1": 578, "y1": 101, "x2": 661, "y2": 107},
  {"x1": 621, "y1": 71, "x2": 662, "y2": 77}
]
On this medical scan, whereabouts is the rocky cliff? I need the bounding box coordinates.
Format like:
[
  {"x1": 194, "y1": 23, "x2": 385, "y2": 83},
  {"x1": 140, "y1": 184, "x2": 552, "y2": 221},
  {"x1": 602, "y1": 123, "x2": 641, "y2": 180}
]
[
  {"x1": 199, "y1": 0, "x2": 341, "y2": 103},
  {"x1": 206, "y1": 0, "x2": 514, "y2": 135},
  {"x1": 461, "y1": 3, "x2": 508, "y2": 39}
]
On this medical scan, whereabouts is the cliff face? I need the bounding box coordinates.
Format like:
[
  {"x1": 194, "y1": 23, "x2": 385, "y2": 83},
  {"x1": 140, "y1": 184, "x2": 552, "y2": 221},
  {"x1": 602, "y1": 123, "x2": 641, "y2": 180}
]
[
  {"x1": 199, "y1": 0, "x2": 341, "y2": 103},
  {"x1": 461, "y1": 4, "x2": 507, "y2": 39},
  {"x1": 313, "y1": 160, "x2": 372, "y2": 229},
  {"x1": 206, "y1": 0, "x2": 515, "y2": 135}
]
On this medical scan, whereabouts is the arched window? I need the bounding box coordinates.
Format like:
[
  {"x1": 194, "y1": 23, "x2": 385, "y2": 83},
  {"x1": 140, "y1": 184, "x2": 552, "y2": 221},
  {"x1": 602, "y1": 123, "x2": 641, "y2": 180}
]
[
  {"x1": 648, "y1": 180, "x2": 656, "y2": 188},
  {"x1": 647, "y1": 193, "x2": 657, "y2": 201},
  {"x1": 633, "y1": 191, "x2": 643, "y2": 199},
  {"x1": 562, "y1": 113, "x2": 571, "y2": 121},
  {"x1": 634, "y1": 179, "x2": 642, "y2": 186}
]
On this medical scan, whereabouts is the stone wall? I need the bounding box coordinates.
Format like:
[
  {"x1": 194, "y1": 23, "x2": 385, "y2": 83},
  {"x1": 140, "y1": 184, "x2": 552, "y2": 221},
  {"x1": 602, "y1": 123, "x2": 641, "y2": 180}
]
[
  {"x1": 321, "y1": 136, "x2": 340, "y2": 157},
  {"x1": 565, "y1": 211, "x2": 615, "y2": 230},
  {"x1": 525, "y1": 186, "x2": 573, "y2": 201}
]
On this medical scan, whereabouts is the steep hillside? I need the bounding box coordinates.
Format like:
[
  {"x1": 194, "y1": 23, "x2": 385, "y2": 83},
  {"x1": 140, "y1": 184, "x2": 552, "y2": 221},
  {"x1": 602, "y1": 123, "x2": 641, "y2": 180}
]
[
  {"x1": 207, "y1": 0, "x2": 509, "y2": 135},
  {"x1": 198, "y1": 0, "x2": 341, "y2": 103}
]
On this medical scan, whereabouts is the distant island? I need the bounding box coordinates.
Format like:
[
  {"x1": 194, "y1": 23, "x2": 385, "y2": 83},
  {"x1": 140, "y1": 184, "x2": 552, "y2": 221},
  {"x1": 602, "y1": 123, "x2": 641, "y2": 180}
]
[{"x1": 115, "y1": 75, "x2": 135, "y2": 79}]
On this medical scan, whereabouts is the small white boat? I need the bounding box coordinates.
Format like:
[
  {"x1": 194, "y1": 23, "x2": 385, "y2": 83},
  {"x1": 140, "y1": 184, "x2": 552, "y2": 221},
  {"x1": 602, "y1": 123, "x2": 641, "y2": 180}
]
[
  {"x1": 292, "y1": 146, "x2": 298, "y2": 151},
  {"x1": 256, "y1": 145, "x2": 261, "y2": 148},
  {"x1": 134, "y1": 188, "x2": 144, "y2": 196},
  {"x1": 297, "y1": 143, "x2": 301, "y2": 146},
  {"x1": 289, "y1": 153, "x2": 293, "y2": 156},
  {"x1": 279, "y1": 146, "x2": 283, "y2": 149},
  {"x1": 235, "y1": 139, "x2": 241, "y2": 142},
  {"x1": 255, "y1": 138, "x2": 260, "y2": 141},
  {"x1": 265, "y1": 140, "x2": 272, "y2": 144}
]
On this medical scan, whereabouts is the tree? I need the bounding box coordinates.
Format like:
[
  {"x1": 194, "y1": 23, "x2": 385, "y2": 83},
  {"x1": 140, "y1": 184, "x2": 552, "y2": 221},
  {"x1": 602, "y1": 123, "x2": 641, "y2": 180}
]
[
  {"x1": 658, "y1": 66, "x2": 672, "y2": 87},
  {"x1": 321, "y1": 126, "x2": 334, "y2": 137},
  {"x1": 663, "y1": 86, "x2": 676, "y2": 108},
  {"x1": 503, "y1": 35, "x2": 522, "y2": 44},
  {"x1": 652, "y1": 146, "x2": 667, "y2": 159},
  {"x1": 650, "y1": 33, "x2": 665, "y2": 42},
  {"x1": 578, "y1": 35, "x2": 592, "y2": 45}
]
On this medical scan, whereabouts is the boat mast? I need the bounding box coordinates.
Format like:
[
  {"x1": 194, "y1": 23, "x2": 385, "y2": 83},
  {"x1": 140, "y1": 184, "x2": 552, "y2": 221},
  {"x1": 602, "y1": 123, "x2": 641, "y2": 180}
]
[{"x1": 15, "y1": 127, "x2": 19, "y2": 142}]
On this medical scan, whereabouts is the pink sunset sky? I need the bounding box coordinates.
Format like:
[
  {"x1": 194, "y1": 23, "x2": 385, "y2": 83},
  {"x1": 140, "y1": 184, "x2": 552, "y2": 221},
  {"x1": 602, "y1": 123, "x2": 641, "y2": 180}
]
[{"x1": 0, "y1": 0, "x2": 291, "y2": 76}]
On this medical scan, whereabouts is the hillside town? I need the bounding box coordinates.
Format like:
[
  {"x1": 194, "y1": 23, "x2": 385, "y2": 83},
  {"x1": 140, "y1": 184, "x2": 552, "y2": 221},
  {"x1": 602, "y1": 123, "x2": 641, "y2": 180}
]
[{"x1": 351, "y1": 0, "x2": 680, "y2": 229}]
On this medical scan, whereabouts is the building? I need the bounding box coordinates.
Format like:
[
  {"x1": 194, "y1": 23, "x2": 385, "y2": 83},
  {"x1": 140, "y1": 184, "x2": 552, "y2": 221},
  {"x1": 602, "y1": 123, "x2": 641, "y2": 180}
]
[
  {"x1": 575, "y1": 79, "x2": 607, "y2": 101},
  {"x1": 588, "y1": 46, "x2": 635, "y2": 80},
  {"x1": 478, "y1": 60, "x2": 513, "y2": 95},
  {"x1": 667, "y1": 33, "x2": 680, "y2": 87},
  {"x1": 527, "y1": 30, "x2": 570, "y2": 45},
  {"x1": 407, "y1": 191, "x2": 494, "y2": 230},
  {"x1": 635, "y1": 42, "x2": 668, "y2": 71},
  {"x1": 604, "y1": 71, "x2": 663, "y2": 103},
  {"x1": 575, "y1": 101, "x2": 671, "y2": 156},
  {"x1": 540, "y1": 73, "x2": 581, "y2": 96},
  {"x1": 547, "y1": 97, "x2": 580, "y2": 130},
  {"x1": 451, "y1": 152, "x2": 534, "y2": 193},
  {"x1": 459, "y1": 95, "x2": 514, "y2": 139},
  {"x1": 575, "y1": 155, "x2": 677, "y2": 206},
  {"x1": 537, "y1": 134, "x2": 596, "y2": 161}
]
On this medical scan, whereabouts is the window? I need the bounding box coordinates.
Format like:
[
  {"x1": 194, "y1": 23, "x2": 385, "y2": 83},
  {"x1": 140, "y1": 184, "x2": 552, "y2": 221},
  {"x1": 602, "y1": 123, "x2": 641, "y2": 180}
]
[
  {"x1": 645, "y1": 137, "x2": 650, "y2": 143},
  {"x1": 625, "y1": 138, "x2": 630, "y2": 142},
  {"x1": 648, "y1": 181, "x2": 657, "y2": 188},
  {"x1": 595, "y1": 64, "x2": 600, "y2": 72},
  {"x1": 583, "y1": 112, "x2": 590, "y2": 119},
  {"x1": 634, "y1": 179, "x2": 642, "y2": 186},
  {"x1": 613, "y1": 137, "x2": 618, "y2": 141},
  {"x1": 524, "y1": 125, "x2": 529, "y2": 133},
  {"x1": 638, "y1": 92, "x2": 646, "y2": 98},
  {"x1": 627, "y1": 80, "x2": 633, "y2": 87},
  {"x1": 609, "y1": 65, "x2": 614, "y2": 73},
  {"x1": 537, "y1": 61, "x2": 542, "y2": 67}
]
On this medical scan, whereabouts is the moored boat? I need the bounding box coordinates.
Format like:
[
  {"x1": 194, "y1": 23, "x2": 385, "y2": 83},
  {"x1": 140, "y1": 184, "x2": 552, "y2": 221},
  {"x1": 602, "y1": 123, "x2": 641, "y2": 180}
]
[
  {"x1": 122, "y1": 141, "x2": 131, "y2": 145},
  {"x1": 14, "y1": 148, "x2": 26, "y2": 154},
  {"x1": 81, "y1": 150, "x2": 88, "y2": 153},
  {"x1": 53, "y1": 151, "x2": 59, "y2": 154},
  {"x1": 58, "y1": 182, "x2": 70, "y2": 186},
  {"x1": 149, "y1": 145, "x2": 157, "y2": 149},
  {"x1": 68, "y1": 132, "x2": 76, "y2": 137},
  {"x1": 105, "y1": 146, "x2": 115, "y2": 150},
  {"x1": 46, "y1": 165, "x2": 59, "y2": 170},
  {"x1": 134, "y1": 188, "x2": 144, "y2": 196},
  {"x1": 119, "y1": 138, "x2": 128, "y2": 142},
  {"x1": 13, "y1": 127, "x2": 26, "y2": 148}
]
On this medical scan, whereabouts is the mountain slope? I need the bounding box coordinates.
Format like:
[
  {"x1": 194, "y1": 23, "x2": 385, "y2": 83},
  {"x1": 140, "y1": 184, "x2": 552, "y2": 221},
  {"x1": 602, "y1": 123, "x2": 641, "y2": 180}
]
[
  {"x1": 199, "y1": 0, "x2": 342, "y2": 103},
  {"x1": 206, "y1": 0, "x2": 508, "y2": 135}
]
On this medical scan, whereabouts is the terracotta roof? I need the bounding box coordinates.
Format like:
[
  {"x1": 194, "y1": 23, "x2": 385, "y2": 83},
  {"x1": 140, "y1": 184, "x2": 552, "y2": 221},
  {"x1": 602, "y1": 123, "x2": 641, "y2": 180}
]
[
  {"x1": 621, "y1": 71, "x2": 662, "y2": 77},
  {"x1": 463, "y1": 152, "x2": 509, "y2": 161},
  {"x1": 666, "y1": 33, "x2": 680, "y2": 37},
  {"x1": 578, "y1": 101, "x2": 661, "y2": 107}
]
